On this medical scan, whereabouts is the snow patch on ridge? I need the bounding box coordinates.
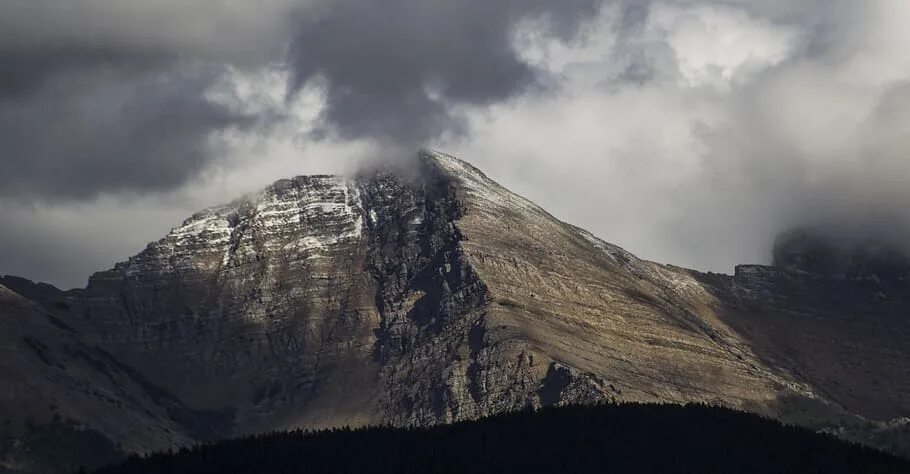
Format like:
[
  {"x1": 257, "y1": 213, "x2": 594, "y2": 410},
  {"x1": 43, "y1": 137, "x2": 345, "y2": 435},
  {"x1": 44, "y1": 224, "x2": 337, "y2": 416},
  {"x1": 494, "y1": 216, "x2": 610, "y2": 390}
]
[
  {"x1": 248, "y1": 176, "x2": 363, "y2": 253},
  {"x1": 168, "y1": 207, "x2": 234, "y2": 246},
  {"x1": 124, "y1": 174, "x2": 365, "y2": 277}
]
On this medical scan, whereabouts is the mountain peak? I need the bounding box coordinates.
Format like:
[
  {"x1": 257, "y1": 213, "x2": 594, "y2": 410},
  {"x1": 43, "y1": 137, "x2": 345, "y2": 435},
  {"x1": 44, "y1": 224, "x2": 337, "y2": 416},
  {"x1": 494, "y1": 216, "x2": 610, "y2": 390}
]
[{"x1": 2, "y1": 151, "x2": 909, "y2": 471}]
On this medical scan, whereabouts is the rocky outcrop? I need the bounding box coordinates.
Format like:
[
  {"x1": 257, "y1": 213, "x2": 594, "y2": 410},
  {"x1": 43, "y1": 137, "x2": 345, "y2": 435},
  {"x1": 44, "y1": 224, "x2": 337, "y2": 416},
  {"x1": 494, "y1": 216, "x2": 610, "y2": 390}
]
[
  {"x1": 2, "y1": 151, "x2": 908, "y2": 472},
  {"x1": 73, "y1": 175, "x2": 380, "y2": 436}
]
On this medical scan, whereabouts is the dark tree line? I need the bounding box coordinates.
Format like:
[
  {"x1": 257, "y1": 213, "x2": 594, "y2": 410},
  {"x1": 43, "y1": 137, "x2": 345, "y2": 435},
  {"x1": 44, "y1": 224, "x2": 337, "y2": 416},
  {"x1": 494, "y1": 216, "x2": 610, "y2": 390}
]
[{"x1": 90, "y1": 403, "x2": 909, "y2": 474}]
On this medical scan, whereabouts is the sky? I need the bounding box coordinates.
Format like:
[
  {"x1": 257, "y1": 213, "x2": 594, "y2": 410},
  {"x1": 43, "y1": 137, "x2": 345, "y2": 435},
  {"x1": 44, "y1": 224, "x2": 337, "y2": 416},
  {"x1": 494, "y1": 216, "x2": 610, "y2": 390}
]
[{"x1": 1, "y1": 0, "x2": 909, "y2": 289}]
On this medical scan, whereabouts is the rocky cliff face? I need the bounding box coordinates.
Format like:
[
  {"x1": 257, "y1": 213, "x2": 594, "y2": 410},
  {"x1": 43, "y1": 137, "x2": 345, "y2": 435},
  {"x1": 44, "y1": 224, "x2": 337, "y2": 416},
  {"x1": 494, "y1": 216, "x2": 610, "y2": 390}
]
[{"x1": 2, "y1": 151, "x2": 908, "y2": 472}]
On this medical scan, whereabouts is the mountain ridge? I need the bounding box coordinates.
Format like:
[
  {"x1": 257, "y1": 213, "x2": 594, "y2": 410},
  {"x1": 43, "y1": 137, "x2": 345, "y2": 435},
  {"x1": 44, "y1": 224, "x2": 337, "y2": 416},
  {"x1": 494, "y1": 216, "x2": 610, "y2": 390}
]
[{"x1": 1, "y1": 150, "x2": 908, "y2": 472}]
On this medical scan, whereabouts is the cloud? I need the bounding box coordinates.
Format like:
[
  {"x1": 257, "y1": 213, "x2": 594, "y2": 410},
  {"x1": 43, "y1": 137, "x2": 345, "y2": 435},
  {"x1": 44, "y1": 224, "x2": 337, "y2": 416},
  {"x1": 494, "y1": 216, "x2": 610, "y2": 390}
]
[
  {"x1": 2, "y1": 0, "x2": 910, "y2": 287},
  {"x1": 0, "y1": 0, "x2": 303, "y2": 61},
  {"x1": 446, "y1": 0, "x2": 910, "y2": 271},
  {"x1": 0, "y1": 0, "x2": 301, "y2": 200},
  {"x1": 0, "y1": 63, "x2": 254, "y2": 199},
  {"x1": 0, "y1": 0, "x2": 602, "y2": 199},
  {"x1": 287, "y1": 0, "x2": 602, "y2": 145}
]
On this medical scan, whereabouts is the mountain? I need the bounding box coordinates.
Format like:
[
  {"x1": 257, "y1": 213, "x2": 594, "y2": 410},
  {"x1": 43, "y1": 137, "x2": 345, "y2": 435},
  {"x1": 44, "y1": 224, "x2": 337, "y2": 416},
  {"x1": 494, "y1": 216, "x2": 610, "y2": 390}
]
[
  {"x1": 0, "y1": 284, "x2": 193, "y2": 474},
  {"x1": 1, "y1": 151, "x2": 908, "y2": 472},
  {"x1": 92, "y1": 404, "x2": 910, "y2": 474}
]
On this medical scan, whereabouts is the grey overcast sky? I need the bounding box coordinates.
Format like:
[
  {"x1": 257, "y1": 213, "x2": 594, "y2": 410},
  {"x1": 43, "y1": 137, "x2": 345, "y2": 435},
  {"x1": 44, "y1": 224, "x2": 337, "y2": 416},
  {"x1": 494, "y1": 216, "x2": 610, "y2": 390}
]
[{"x1": 2, "y1": 0, "x2": 909, "y2": 288}]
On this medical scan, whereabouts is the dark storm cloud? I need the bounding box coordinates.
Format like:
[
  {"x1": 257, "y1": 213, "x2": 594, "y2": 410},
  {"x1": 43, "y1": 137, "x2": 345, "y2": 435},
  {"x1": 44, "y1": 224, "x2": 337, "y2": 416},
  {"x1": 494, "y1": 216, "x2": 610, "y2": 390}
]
[
  {"x1": 288, "y1": 0, "x2": 603, "y2": 144},
  {"x1": 0, "y1": 0, "x2": 605, "y2": 199},
  {"x1": 0, "y1": 1, "x2": 299, "y2": 61},
  {"x1": 0, "y1": 47, "x2": 153, "y2": 99},
  {"x1": 0, "y1": 0, "x2": 300, "y2": 200},
  {"x1": 0, "y1": 47, "x2": 236, "y2": 199},
  {"x1": 0, "y1": 62, "x2": 251, "y2": 199},
  {"x1": 0, "y1": 0, "x2": 607, "y2": 286},
  {"x1": 5, "y1": 0, "x2": 908, "y2": 290}
]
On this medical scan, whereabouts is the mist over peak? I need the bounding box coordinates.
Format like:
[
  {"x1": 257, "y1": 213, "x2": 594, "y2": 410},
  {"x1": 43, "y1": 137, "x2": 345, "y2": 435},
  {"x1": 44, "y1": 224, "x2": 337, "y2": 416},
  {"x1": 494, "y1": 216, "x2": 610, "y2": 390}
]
[{"x1": 773, "y1": 227, "x2": 910, "y2": 279}]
